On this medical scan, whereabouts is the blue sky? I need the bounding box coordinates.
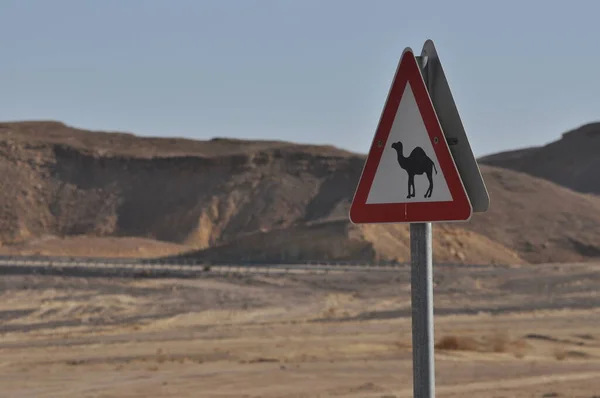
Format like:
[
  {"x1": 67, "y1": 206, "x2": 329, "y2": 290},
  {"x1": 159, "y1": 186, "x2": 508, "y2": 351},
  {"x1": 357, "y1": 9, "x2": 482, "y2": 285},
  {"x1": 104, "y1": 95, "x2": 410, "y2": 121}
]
[{"x1": 2, "y1": 0, "x2": 600, "y2": 157}]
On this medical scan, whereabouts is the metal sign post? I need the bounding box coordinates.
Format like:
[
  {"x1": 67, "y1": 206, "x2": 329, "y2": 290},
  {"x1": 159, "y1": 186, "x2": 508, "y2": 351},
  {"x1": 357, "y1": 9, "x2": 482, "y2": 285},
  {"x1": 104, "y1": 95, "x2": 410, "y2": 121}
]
[
  {"x1": 410, "y1": 222, "x2": 435, "y2": 397},
  {"x1": 410, "y1": 55, "x2": 436, "y2": 398},
  {"x1": 349, "y1": 41, "x2": 487, "y2": 398}
]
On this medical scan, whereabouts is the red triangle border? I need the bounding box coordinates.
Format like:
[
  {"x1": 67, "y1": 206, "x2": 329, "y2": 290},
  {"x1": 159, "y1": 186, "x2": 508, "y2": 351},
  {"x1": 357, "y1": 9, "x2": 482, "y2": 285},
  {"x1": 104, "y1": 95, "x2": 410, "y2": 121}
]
[{"x1": 349, "y1": 48, "x2": 472, "y2": 224}]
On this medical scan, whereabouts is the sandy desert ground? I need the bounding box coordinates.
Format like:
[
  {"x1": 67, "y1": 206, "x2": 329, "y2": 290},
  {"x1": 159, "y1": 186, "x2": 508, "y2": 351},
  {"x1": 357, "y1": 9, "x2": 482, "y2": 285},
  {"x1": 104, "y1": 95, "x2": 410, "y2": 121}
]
[{"x1": 1, "y1": 263, "x2": 600, "y2": 397}]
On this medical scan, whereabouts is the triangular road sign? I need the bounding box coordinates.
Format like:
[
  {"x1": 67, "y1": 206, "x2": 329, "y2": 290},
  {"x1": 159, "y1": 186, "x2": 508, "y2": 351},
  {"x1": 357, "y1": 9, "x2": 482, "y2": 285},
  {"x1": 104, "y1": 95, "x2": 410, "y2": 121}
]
[{"x1": 349, "y1": 47, "x2": 472, "y2": 224}]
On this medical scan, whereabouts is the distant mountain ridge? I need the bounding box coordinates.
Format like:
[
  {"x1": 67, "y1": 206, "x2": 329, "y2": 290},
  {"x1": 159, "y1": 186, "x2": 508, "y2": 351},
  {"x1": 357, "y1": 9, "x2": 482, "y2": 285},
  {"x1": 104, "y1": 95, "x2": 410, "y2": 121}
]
[
  {"x1": 479, "y1": 122, "x2": 600, "y2": 195},
  {"x1": 0, "y1": 120, "x2": 599, "y2": 264},
  {"x1": 478, "y1": 147, "x2": 540, "y2": 163}
]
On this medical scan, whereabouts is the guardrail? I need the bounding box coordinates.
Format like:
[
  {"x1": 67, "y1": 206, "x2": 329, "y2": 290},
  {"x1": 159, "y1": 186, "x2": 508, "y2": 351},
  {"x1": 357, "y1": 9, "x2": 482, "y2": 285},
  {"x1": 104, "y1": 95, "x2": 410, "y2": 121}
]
[
  {"x1": 0, "y1": 254, "x2": 507, "y2": 279},
  {"x1": 0, "y1": 254, "x2": 405, "y2": 267}
]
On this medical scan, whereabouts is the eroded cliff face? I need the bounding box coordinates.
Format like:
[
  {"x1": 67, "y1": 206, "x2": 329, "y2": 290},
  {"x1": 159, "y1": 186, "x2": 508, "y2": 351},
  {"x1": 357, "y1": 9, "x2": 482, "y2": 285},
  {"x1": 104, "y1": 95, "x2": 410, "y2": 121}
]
[{"x1": 0, "y1": 126, "x2": 362, "y2": 251}]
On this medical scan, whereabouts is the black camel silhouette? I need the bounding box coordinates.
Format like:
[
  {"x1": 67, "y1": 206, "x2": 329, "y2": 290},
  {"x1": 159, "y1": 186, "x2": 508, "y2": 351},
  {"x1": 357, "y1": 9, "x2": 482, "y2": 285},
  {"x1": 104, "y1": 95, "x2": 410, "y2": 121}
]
[{"x1": 391, "y1": 141, "x2": 438, "y2": 198}]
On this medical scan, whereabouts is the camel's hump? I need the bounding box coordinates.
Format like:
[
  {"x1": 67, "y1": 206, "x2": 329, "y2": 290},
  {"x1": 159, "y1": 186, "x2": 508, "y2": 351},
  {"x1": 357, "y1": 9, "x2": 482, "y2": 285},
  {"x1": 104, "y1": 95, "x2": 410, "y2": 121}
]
[{"x1": 409, "y1": 146, "x2": 428, "y2": 157}]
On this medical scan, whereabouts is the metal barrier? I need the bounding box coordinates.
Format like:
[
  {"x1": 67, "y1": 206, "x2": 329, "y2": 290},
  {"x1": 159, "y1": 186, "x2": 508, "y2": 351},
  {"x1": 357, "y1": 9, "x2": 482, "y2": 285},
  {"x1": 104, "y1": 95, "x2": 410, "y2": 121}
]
[{"x1": 0, "y1": 254, "x2": 506, "y2": 279}]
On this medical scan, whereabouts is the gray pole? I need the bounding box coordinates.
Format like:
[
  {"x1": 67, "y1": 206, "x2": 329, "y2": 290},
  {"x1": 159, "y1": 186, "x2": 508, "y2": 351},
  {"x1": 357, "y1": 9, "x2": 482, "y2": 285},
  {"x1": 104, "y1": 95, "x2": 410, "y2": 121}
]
[
  {"x1": 411, "y1": 54, "x2": 435, "y2": 398},
  {"x1": 410, "y1": 222, "x2": 435, "y2": 397}
]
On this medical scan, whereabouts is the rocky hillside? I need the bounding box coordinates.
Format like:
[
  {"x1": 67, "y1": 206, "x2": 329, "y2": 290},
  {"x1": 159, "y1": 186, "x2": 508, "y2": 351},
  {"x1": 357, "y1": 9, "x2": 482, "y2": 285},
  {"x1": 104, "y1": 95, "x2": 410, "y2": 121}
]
[
  {"x1": 479, "y1": 122, "x2": 600, "y2": 195},
  {"x1": 1, "y1": 120, "x2": 600, "y2": 264},
  {"x1": 0, "y1": 121, "x2": 357, "y2": 248}
]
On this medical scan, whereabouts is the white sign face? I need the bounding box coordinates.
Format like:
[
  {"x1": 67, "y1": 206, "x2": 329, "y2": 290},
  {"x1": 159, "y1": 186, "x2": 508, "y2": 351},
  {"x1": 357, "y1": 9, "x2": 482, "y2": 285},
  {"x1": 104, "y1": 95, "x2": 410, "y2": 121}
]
[{"x1": 366, "y1": 82, "x2": 452, "y2": 204}]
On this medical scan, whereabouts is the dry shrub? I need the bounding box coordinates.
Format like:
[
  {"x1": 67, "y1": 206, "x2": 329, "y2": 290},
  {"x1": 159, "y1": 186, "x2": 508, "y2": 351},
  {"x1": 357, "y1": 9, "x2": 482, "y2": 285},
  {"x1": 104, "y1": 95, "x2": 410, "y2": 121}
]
[
  {"x1": 488, "y1": 330, "x2": 509, "y2": 353},
  {"x1": 323, "y1": 306, "x2": 337, "y2": 318},
  {"x1": 394, "y1": 340, "x2": 410, "y2": 350},
  {"x1": 512, "y1": 338, "x2": 529, "y2": 358},
  {"x1": 554, "y1": 348, "x2": 567, "y2": 360},
  {"x1": 435, "y1": 332, "x2": 529, "y2": 357},
  {"x1": 435, "y1": 335, "x2": 478, "y2": 351},
  {"x1": 480, "y1": 330, "x2": 529, "y2": 355}
]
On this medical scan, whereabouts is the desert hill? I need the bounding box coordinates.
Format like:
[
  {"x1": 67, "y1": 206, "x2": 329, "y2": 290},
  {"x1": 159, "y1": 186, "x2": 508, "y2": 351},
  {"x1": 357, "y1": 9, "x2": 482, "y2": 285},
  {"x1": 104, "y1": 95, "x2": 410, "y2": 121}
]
[
  {"x1": 479, "y1": 122, "x2": 600, "y2": 195},
  {"x1": 174, "y1": 164, "x2": 600, "y2": 265},
  {"x1": 463, "y1": 165, "x2": 600, "y2": 263},
  {"x1": 1, "y1": 120, "x2": 600, "y2": 264}
]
